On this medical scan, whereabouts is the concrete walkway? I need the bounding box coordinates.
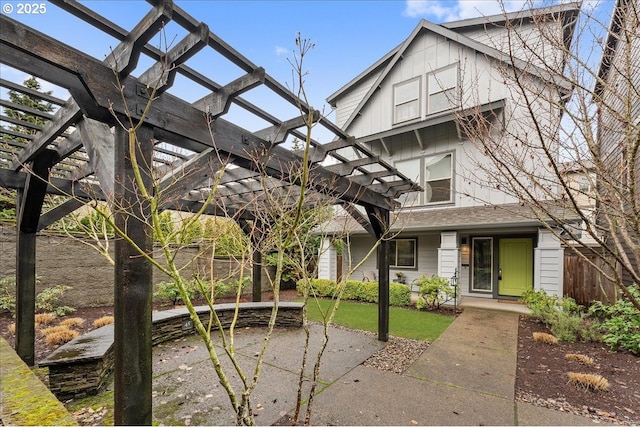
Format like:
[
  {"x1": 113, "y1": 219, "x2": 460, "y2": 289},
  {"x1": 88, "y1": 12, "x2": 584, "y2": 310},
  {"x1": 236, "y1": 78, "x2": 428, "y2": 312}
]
[
  {"x1": 150, "y1": 305, "x2": 609, "y2": 426},
  {"x1": 309, "y1": 307, "x2": 602, "y2": 426}
]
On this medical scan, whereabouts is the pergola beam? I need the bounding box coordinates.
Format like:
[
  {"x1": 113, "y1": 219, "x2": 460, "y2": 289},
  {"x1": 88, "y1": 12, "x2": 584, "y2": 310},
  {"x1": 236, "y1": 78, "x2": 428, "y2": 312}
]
[{"x1": 194, "y1": 68, "x2": 265, "y2": 118}]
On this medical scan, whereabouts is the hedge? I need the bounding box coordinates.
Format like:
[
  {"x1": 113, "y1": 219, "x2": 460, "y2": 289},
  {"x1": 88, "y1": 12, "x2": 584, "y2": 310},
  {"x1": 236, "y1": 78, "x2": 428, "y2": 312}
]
[{"x1": 297, "y1": 278, "x2": 411, "y2": 307}]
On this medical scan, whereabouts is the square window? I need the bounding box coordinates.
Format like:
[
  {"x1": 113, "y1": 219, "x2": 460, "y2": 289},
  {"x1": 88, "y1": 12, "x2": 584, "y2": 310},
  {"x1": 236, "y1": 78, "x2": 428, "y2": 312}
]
[
  {"x1": 425, "y1": 153, "x2": 453, "y2": 204},
  {"x1": 390, "y1": 239, "x2": 416, "y2": 268},
  {"x1": 393, "y1": 78, "x2": 420, "y2": 124},
  {"x1": 428, "y1": 65, "x2": 458, "y2": 114}
]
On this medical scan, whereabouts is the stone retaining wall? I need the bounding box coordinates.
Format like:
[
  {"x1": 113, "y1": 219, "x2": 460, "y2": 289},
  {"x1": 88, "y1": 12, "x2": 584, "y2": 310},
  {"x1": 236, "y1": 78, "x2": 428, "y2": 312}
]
[
  {"x1": 0, "y1": 225, "x2": 253, "y2": 308},
  {"x1": 40, "y1": 302, "x2": 304, "y2": 400}
]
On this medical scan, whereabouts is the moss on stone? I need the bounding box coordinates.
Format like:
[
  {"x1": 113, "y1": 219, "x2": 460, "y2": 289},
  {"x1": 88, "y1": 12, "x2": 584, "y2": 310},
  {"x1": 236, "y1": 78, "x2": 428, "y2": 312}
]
[{"x1": 0, "y1": 337, "x2": 77, "y2": 426}]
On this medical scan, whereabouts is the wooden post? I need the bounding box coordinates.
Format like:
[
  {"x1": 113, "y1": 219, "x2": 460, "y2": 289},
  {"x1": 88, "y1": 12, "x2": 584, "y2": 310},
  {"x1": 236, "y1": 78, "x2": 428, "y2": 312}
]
[
  {"x1": 365, "y1": 206, "x2": 390, "y2": 342},
  {"x1": 15, "y1": 218, "x2": 36, "y2": 366},
  {"x1": 252, "y1": 250, "x2": 262, "y2": 302},
  {"x1": 15, "y1": 150, "x2": 57, "y2": 366},
  {"x1": 377, "y1": 210, "x2": 390, "y2": 342},
  {"x1": 113, "y1": 125, "x2": 153, "y2": 426}
]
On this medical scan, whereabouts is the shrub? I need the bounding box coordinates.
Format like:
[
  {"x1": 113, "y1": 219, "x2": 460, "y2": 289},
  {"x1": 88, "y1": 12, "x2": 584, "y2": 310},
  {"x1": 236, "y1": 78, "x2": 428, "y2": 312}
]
[
  {"x1": 389, "y1": 284, "x2": 411, "y2": 307},
  {"x1": 154, "y1": 277, "x2": 248, "y2": 305},
  {"x1": 59, "y1": 317, "x2": 85, "y2": 329},
  {"x1": 532, "y1": 332, "x2": 558, "y2": 345},
  {"x1": 565, "y1": 353, "x2": 595, "y2": 366},
  {"x1": 44, "y1": 328, "x2": 79, "y2": 346},
  {"x1": 0, "y1": 278, "x2": 75, "y2": 317},
  {"x1": 40, "y1": 325, "x2": 70, "y2": 337},
  {"x1": 588, "y1": 284, "x2": 640, "y2": 354},
  {"x1": 37, "y1": 285, "x2": 75, "y2": 316},
  {"x1": 35, "y1": 313, "x2": 57, "y2": 327},
  {"x1": 415, "y1": 275, "x2": 457, "y2": 310},
  {"x1": 521, "y1": 289, "x2": 589, "y2": 343},
  {"x1": 296, "y1": 279, "x2": 411, "y2": 307},
  {"x1": 567, "y1": 372, "x2": 609, "y2": 392},
  {"x1": 297, "y1": 279, "x2": 336, "y2": 297},
  {"x1": 94, "y1": 316, "x2": 114, "y2": 328}
]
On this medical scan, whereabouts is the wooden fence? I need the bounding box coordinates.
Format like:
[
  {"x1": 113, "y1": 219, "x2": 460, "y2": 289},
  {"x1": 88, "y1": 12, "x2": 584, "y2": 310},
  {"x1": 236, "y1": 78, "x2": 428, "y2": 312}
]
[{"x1": 564, "y1": 250, "x2": 619, "y2": 305}]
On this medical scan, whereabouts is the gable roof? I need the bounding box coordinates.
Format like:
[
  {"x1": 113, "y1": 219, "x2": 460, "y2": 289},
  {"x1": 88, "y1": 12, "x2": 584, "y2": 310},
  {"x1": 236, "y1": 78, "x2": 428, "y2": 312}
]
[
  {"x1": 594, "y1": 0, "x2": 629, "y2": 96},
  {"x1": 327, "y1": 3, "x2": 580, "y2": 130}
]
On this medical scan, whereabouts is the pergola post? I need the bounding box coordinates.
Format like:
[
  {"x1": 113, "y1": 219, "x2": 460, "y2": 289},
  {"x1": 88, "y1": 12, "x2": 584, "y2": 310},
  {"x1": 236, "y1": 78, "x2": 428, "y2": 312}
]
[
  {"x1": 113, "y1": 125, "x2": 154, "y2": 426},
  {"x1": 15, "y1": 205, "x2": 37, "y2": 366},
  {"x1": 365, "y1": 206, "x2": 390, "y2": 342},
  {"x1": 238, "y1": 218, "x2": 263, "y2": 302},
  {"x1": 15, "y1": 149, "x2": 57, "y2": 366}
]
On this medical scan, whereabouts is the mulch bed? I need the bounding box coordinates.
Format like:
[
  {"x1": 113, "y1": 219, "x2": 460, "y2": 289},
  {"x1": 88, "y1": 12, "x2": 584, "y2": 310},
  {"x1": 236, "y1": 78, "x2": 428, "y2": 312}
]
[{"x1": 516, "y1": 316, "x2": 640, "y2": 425}]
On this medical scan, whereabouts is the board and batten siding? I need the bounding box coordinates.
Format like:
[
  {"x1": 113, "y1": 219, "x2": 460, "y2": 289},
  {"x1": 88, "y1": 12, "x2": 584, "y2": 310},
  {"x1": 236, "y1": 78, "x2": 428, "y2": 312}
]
[
  {"x1": 317, "y1": 239, "x2": 338, "y2": 281},
  {"x1": 334, "y1": 71, "x2": 381, "y2": 128},
  {"x1": 534, "y1": 228, "x2": 563, "y2": 295},
  {"x1": 451, "y1": 17, "x2": 567, "y2": 71},
  {"x1": 597, "y1": 0, "x2": 640, "y2": 285}
]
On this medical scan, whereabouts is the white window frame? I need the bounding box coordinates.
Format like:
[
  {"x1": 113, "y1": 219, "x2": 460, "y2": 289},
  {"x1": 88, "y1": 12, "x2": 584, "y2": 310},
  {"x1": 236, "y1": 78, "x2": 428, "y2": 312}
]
[
  {"x1": 427, "y1": 64, "x2": 458, "y2": 114},
  {"x1": 424, "y1": 152, "x2": 453, "y2": 205},
  {"x1": 393, "y1": 77, "x2": 421, "y2": 124},
  {"x1": 390, "y1": 238, "x2": 417, "y2": 269}
]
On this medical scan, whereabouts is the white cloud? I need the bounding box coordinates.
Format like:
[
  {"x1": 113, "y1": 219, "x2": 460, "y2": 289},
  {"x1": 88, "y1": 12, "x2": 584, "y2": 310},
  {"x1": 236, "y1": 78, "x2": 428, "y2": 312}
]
[
  {"x1": 403, "y1": 1, "x2": 461, "y2": 21},
  {"x1": 403, "y1": 0, "x2": 555, "y2": 23},
  {"x1": 275, "y1": 46, "x2": 289, "y2": 56}
]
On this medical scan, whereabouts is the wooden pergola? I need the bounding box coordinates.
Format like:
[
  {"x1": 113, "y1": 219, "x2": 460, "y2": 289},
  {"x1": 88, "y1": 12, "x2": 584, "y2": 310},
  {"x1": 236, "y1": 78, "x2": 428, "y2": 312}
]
[{"x1": 0, "y1": 1, "x2": 419, "y2": 424}]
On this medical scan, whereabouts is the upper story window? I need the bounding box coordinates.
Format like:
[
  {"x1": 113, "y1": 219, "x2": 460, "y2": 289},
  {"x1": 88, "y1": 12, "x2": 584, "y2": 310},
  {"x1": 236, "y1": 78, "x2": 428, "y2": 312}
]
[
  {"x1": 427, "y1": 64, "x2": 458, "y2": 114},
  {"x1": 393, "y1": 77, "x2": 420, "y2": 124},
  {"x1": 425, "y1": 153, "x2": 453, "y2": 204},
  {"x1": 578, "y1": 176, "x2": 590, "y2": 192},
  {"x1": 390, "y1": 239, "x2": 417, "y2": 268}
]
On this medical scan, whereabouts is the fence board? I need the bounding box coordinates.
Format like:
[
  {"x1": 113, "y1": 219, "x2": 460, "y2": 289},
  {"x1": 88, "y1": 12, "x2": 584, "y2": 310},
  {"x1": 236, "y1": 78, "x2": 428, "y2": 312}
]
[{"x1": 564, "y1": 251, "x2": 619, "y2": 305}]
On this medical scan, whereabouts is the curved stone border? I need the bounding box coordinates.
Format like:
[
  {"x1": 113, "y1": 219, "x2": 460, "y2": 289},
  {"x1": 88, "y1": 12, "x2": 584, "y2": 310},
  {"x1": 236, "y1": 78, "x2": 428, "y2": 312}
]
[{"x1": 40, "y1": 302, "x2": 303, "y2": 400}]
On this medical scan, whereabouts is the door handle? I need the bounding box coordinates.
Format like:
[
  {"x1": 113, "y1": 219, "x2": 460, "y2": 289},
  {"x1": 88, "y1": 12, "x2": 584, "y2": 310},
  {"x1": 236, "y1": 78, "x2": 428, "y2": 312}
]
[{"x1": 498, "y1": 265, "x2": 502, "y2": 281}]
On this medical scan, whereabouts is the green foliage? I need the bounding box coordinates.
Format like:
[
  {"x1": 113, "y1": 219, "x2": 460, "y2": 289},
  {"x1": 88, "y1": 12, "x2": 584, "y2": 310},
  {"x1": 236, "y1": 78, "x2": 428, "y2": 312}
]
[
  {"x1": 4, "y1": 77, "x2": 53, "y2": 143},
  {"x1": 154, "y1": 277, "x2": 249, "y2": 305},
  {"x1": 521, "y1": 289, "x2": 590, "y2": 343},
  {"x1": 36, "y1": 285, "x2": 75, "y2": 316},
  {"x1": 297, "y1": 279, "x2": 336, "y2": 297},
  {"x1": 0, "y1": 276, "x2": 16, "y2": 314},
  {"x1": 414, "y1": 275, "x2": 457, "y2": 310},
  {"x1": 265, "y1": 252, "x2": 300, "y2": 285},
  {"x1": 588, "y1": 285, "x2": 640, "y2": 354},
  {"x1": 154, "y1": 211, "x2": 175, "y2": 242},
  {"x1": 0, "y1": 277, "x2": 74, "y2": 317},
  {"x1": 203, "y1": 217, "x2": 248, "y2": 256},
  {"x1": 297, "y1": 278, "x2": 410, "y2": 307}
]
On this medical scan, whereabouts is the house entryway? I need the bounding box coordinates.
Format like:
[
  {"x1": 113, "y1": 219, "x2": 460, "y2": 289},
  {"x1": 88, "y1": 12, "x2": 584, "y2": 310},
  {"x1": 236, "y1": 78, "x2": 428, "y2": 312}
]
[{"x1": 498, "y1": 238, "x2": 533, "y2": 297}]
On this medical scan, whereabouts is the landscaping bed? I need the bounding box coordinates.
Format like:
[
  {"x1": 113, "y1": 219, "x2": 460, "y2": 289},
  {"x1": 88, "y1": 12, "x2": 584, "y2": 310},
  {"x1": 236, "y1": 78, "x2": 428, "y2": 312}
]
[{"x1": 516, "y1": 315, "x2": 640, "y2": 425}]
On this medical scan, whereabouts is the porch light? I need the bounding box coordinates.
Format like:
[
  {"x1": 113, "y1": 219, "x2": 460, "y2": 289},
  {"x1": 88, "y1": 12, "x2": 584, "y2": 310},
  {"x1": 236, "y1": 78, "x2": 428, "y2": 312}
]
[{"x1": 460, "y1": 243, "x2": 470, "y2": 266}]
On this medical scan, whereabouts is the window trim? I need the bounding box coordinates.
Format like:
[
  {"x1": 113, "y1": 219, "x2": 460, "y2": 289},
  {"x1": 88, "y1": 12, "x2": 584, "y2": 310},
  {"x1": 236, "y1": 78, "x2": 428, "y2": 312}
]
[
  {"x1": 393, "y1": 77, "x2": 421, "y2": 124},
  {"x1": 424, "y1": 152, "x2": 454, "y2": 205},
  {"x1": 389, "y1": 238, "x2": 418, "y2": 269},
  {"x1": 427, "y1": 63, "x2": 458, "y2": 114}
]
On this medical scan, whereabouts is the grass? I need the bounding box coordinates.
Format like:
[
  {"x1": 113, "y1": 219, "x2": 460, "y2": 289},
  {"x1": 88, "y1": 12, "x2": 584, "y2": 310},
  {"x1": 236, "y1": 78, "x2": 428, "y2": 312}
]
[
  {"x1": 303, "y1": 298, "x2": 454, "y2": 341},
  {"x1": 533, "y1": 331, "x2": 559, "y2": 345}
]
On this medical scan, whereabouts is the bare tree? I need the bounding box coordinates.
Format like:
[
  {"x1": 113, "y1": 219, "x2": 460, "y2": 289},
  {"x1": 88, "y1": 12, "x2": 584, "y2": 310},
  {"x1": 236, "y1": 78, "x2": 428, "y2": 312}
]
[{"x1": 453, "y1": 1, "x2": 639, "y2": 308}]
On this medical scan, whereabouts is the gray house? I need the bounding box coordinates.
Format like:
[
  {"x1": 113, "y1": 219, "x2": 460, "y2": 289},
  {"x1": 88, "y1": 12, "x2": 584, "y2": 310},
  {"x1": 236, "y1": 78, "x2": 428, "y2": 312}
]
[
  {"x1": 594, "y1": 0, "x2": 640, "y2": 287},
  {"x1": 318, "y1": 3, "x2": 581, "y2": 299}
]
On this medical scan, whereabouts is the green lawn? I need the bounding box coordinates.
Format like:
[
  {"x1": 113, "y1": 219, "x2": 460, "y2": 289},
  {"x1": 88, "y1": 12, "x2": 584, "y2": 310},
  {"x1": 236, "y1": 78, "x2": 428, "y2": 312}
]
[{"x1": 303, "y1": 298, "x2": 454, "y2": 341}]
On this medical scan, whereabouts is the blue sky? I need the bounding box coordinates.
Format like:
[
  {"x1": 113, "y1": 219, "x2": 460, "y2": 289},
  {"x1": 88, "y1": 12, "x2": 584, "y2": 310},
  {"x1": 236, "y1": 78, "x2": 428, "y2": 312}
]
[{"x1": 1, "y1": 0, "x2": 615, "y2": 139}]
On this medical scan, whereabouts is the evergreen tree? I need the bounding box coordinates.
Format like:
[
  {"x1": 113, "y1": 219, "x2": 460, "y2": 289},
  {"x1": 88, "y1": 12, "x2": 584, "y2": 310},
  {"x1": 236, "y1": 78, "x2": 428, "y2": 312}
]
[{"x1": 3, "y1": 76, "x2": 54, "y2": 143}]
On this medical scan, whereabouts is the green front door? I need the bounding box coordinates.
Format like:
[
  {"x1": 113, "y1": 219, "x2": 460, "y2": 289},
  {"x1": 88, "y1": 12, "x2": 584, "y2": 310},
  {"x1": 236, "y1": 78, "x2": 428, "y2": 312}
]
[{"x1": 498, "y1": 238, "x2": 533, "y2": 297}]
